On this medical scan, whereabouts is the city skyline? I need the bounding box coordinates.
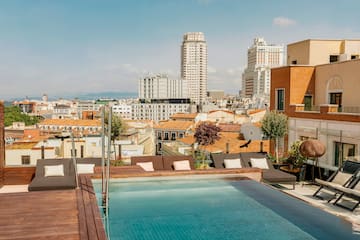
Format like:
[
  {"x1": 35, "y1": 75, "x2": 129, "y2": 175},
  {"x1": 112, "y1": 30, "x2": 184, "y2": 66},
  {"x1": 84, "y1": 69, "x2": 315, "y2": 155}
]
[{"x1": 1, "y1": 0, "x2": 360, "y2": 99}]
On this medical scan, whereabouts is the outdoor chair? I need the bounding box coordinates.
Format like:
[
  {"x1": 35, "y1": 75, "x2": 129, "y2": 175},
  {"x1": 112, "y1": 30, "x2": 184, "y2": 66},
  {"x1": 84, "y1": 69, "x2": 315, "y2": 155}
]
[
  {"x1": 313, "y1": 160, "x2": 360, "y2": 200},
  {"x1": 28, "y1": 158, "x2": 77, "y2": 191},
  {"x1": 332, "y1": 176, "x2": 360, "y2": 211}
]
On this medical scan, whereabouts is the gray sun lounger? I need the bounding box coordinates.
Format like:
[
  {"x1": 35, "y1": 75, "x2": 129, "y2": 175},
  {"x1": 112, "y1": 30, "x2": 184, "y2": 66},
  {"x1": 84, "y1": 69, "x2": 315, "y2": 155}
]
[
  {"x1": 28, "y1": 159, "x2": 77, "y2": 191},
  {"x1": 313, "y1": 160, "x2": 360, "y2": 201}
]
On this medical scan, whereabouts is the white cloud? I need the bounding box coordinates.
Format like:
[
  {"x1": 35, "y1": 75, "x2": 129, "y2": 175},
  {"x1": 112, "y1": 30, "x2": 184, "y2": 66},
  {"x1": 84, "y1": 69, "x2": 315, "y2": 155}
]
[{"x1": 272, "y1": 17, "x2": 297, "y2": 27}]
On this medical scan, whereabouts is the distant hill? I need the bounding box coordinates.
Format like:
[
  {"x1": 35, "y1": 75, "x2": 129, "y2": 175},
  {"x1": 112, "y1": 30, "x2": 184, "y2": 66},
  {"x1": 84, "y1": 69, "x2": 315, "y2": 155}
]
[{"x1": 3, "y1": 92, "x2": 138, "y2": 102}]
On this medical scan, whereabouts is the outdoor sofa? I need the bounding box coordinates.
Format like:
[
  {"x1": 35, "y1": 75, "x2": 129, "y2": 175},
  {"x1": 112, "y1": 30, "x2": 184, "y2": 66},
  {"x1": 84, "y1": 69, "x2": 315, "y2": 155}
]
[
  {"x1": 131, "y1": 155, "x2": 195, "y2": 171},
  {"x1": 211, "y1": 152, "x2": 296, "y2": 189}
]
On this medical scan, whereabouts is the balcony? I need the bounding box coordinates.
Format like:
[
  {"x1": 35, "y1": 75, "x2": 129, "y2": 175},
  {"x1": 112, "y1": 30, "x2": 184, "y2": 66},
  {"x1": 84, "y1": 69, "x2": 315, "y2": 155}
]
[{"x1": 289, "y1": 104, "x2": 360, "y2": 122}]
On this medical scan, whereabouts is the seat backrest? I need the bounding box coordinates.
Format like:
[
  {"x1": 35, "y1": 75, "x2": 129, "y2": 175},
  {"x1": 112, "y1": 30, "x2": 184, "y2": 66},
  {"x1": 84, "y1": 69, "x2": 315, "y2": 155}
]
[
  {"x1": 211, "y1": 153, "x2": 243, "y2": 168},
  {"x1": 35, "y1": 158, "x2": 75, "y2": 177},
  {"x1": 342, "y1": 160, "x2": 360, "y2": 174},
  {"x1": 240, "y1": 152, "x2": 274, "y2": 169},
  {"x1": 76, "y1": 158, "x2": 102, "y2": 167},
  {"x1": 162, "y1": 155, "x2": 195, "y2": 170},
  {"x1": 131, "y1": 156, "x2": 164, "y2": 170},
  {"x1": 332, "y1": 171, "x2": 353, "y2": 185}
]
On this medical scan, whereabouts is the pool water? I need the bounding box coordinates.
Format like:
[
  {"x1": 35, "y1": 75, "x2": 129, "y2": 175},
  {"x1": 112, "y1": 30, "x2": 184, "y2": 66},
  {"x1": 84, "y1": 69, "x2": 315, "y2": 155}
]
[{"x1": 93, "y1": 177, "x2": 358, "y2": 240}]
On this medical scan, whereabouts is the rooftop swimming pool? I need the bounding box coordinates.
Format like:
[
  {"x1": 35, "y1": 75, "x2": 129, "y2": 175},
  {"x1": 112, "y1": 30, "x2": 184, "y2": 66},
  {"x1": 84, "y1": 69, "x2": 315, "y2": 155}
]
[{"x1": 93, "y1": 176, "x2": 358, "y2": 240}]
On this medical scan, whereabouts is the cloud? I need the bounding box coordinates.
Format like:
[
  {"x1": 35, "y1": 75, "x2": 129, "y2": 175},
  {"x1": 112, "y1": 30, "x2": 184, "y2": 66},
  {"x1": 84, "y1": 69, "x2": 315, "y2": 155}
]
[{"x1": 272, "y1": 17, "x2": 296, "y2": 27}]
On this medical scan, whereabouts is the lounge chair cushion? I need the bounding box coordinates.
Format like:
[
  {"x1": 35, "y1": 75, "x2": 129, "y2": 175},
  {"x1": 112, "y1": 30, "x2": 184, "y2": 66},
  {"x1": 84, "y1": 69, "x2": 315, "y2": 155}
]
[
  {"x1": 332, "y1": 172, "x2": 353, "y2": 185},
  {"x1": 224, "y1": 159, "x2": 242, "y2": 169},
  {"x1": 136, "y1": 162, "x2": 155, "y2": 171},
  {"x1": 77, "y1": 163, "x2": 95, "y2": 174},
  {"x1": 262, "y1": 169, "x2": 296, "y2": 183},
  {"x1": 250, "y1": 158, "x2": 269, "y2": 169},
  {"x1": 173, "y1": 160, "x2": 191, "y2": 170},
  {"x1": 44, "y1": 164, "x2": 64, "y2": 177}
]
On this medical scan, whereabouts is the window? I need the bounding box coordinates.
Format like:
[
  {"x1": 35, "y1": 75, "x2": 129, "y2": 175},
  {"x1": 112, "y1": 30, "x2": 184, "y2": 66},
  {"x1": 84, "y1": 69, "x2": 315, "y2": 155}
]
[
  {"x1": 291, "y1": 60, "x2": 297, "y2": 65},
  {"x1": 171, "y1": 132, "x2": 176, "y2": 141},
  {"x1": 304, "y1": 95, "x2": 313, "y2": 111},
  {"x1": 329, "y1": 55, "x2": 338, "y2": 63},
  {"x1": 351, "y1": 55, "x2": 358, "y2": 60},
  {"x1": 329, "y1": 92, "x2": 342, "y2": 112},
  {"x1": 157, "y1": 132, "x2": 162, "y2": 140},
  {"x1": 164, "y1": 132, "x2": 169, "y2": 140},
  {"x1": 275, "y1": 88, "x2": 285, "y2": 111},
  {"x1": 334, "y1": 142, "x2": 357, "y2": 167},
  {"x1": 21, "y1": 155, "x2": 30, "y2": 165}
]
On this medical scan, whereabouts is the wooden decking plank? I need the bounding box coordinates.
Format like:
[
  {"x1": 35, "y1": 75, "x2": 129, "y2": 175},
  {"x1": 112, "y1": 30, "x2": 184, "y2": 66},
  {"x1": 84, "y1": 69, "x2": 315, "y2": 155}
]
[
  {"x1": 79, "y1": 175, "x2": 99, "y2": 240},
  {"x1": 84, "y1": 175, "x2": 107, "y2": 240}
]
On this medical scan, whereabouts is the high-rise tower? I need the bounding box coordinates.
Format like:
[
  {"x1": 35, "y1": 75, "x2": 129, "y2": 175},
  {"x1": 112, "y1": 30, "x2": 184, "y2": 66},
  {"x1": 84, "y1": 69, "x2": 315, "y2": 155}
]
[
  {"x1": 242, "y1": 38, "x2": 284, "y2": 98},
  {"x1": 181, "y1": 32, "x2": 207, "y2": 105}
]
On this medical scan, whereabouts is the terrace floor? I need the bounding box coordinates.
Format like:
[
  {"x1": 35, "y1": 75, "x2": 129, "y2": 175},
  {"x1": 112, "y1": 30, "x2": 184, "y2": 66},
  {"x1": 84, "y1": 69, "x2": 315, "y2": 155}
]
[{"x1": 0, "y1": 175, "x2": 106, "y2": 240}]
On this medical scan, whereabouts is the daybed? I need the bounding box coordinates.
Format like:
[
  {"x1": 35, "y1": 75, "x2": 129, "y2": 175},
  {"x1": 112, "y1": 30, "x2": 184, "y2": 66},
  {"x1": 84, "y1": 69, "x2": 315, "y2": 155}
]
[
  {"x1": 211, "y1": 152, "x2": 296, "y2": 189},
  {"x1": 28, "y1": 158, "x2": 77, "y2": 191}
]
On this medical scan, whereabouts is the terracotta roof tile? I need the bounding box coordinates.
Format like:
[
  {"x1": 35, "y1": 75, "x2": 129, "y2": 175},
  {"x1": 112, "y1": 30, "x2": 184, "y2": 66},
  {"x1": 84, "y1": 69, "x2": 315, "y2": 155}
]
[
  {"x1": 39, "y1": 119, "x2": 101, "y2": 126},
  {"x1": 154, "y1": 120, "x2": 194, "y2": 131}
]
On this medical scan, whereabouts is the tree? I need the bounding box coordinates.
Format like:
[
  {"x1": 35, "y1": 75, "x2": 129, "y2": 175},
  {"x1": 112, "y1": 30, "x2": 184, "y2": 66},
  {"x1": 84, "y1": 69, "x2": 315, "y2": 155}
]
[
  {"x1": 4, "y1": 106, "x2": 39, "y2": 127},
  {"x1": 194, "y1": 122, "x2": 221, "y2": 168},
  {"x1": 104, "y1": 112, "x2": 126, "y2": 160},
  {"x1": 261, "y1": 111, "x2": 288, "y2": 163}
]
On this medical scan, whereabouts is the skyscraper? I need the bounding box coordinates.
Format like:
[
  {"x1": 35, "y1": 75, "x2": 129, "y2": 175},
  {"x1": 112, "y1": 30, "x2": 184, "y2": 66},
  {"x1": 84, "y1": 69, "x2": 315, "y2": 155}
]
[
  {"x1": 242, "y1": 38, "x2": 284, "y2": 98},
  {"x1": 181, "y1": 32, "x2": 207, "y2": 105}
]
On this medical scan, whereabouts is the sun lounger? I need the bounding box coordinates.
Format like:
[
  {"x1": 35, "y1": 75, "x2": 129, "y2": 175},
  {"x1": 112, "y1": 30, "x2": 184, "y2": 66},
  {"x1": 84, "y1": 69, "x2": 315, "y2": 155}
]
[
  {"x1": 313, "y1": 160, "x2": 360, "y2": 200},
  {"x1": 332, "y1": 176, "x2": 360, "y2": 211},
  {"x1": 28, "y1": 159, "x2": 77, "y2": 191}
]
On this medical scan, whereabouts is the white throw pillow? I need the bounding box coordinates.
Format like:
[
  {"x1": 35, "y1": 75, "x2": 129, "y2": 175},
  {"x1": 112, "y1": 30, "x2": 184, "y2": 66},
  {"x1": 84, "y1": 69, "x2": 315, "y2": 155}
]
[
  {"x1": 250, "y1": 158, "x2": 269, "y2": 169},
  {"x1": 44, "y1": 164, "x2": 64, "y2": 177},
  {"x1": 77, "y1": 163, "x2": 95, "y2": 174},
  {"x1": 173, "y1": 160, "x2": 191, "y2": 170},
  {"x1": 136, "y1": 162, "x2": 155, "y2": 171},
  {"x1": 224, "y1": 159, "x2": 242, "y2": 169}
]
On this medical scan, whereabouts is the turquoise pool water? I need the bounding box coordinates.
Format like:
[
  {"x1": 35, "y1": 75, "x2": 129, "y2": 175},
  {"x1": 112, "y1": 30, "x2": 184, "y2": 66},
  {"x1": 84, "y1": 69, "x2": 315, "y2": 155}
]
[{"x1": 93, "y1": 176, "x2": 358, "y2": 240}]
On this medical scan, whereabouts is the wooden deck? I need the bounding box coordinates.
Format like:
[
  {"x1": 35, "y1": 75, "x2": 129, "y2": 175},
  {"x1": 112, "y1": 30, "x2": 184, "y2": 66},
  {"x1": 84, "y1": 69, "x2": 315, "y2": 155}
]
[{"x1": 0, "y1": 177, "x2": 107, "y2": 240}]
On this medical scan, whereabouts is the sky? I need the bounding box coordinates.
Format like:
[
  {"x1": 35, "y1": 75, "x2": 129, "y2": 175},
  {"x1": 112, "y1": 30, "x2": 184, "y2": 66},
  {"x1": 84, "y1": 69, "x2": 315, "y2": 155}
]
[{"x1": 1, "y1": 0, "x2": 360, "y2": 100}]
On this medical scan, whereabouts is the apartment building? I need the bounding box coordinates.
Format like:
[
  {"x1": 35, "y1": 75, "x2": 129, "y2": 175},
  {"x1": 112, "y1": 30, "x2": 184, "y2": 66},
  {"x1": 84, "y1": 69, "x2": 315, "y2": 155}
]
[
  {"x1": 242, "y1": 38, "x2": 284, "y2": 98},
  {"x1": 154, "y1": 120, "x2": 194, "y2": 155},
  {"x1": 131, "y1": 101, "x2": 191, "y2": 122},
  {"x1": 139, "y1": 74, "x2": 188, "y2": 100},
  {"x1": 181, "y1": 32, "x2": 208, "y2": 105},
  {"x1": 287, "y1": 39, "x2": 360, "y2": 65},
  {"x1": 38, "y1": 119, "x2": 101, "y2": 135},
  {"x1": 271, "y1": 58, "x2": 360, "y2": 172},
  {"x1": 112, "y1": 104, "x2": 132, "y2": 120}
]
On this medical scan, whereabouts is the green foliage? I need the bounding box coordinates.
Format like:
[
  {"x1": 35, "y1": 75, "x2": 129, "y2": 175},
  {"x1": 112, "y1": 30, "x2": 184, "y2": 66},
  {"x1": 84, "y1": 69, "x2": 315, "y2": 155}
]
[
  {"x1": 194, "y1": 122, "x2": 221, "y2": 168},
  {"x1": 287, "y1": 140, "x2": 307, "y2": 168},
  {"x1": 261, "y1": 111, "x2": 288, "y2": 163},
  {"x1": 105, "y1": 112, "x2": 125, "y2": 141},
  {"x1": 4, "y1": 106, "x2": 39, "y2": 127},
  {"x1": 261, "y1": 111, "x2": 288, "y2": 139}
]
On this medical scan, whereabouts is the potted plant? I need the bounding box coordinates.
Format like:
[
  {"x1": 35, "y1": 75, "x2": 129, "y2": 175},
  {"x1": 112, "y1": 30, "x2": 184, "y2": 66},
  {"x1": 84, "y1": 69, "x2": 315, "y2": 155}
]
[{"x1": 287, "y1": 140, "x2": 307, "y2": 169}]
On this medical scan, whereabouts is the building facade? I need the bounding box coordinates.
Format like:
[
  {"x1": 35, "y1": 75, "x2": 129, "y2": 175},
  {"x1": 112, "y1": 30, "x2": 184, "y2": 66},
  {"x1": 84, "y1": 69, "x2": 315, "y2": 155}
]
[
  {"x1": 131, "y1": 101, "x2": 191, "y2": 123},
  {"x1": 242, "y1": 38, "x2": 284, "y2": 98},
  {"x1": 287, "y1": 39, "x2": 360, "y2": 66},
  {"x1": 271, "y1": 59, "x2": 360, "y2": 172},
  {"x1": 181, "y1": 32, "x2": 208, "y2": 105},
  {"x1": 139, "y1": 74, "x2": 188, "y2": 100}
]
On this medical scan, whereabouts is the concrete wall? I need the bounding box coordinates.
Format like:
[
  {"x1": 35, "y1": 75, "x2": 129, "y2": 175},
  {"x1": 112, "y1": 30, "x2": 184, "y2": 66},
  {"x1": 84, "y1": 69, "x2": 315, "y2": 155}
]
[{"x1": 315, "y1": 59, "x2": 360, "y2": 107}]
